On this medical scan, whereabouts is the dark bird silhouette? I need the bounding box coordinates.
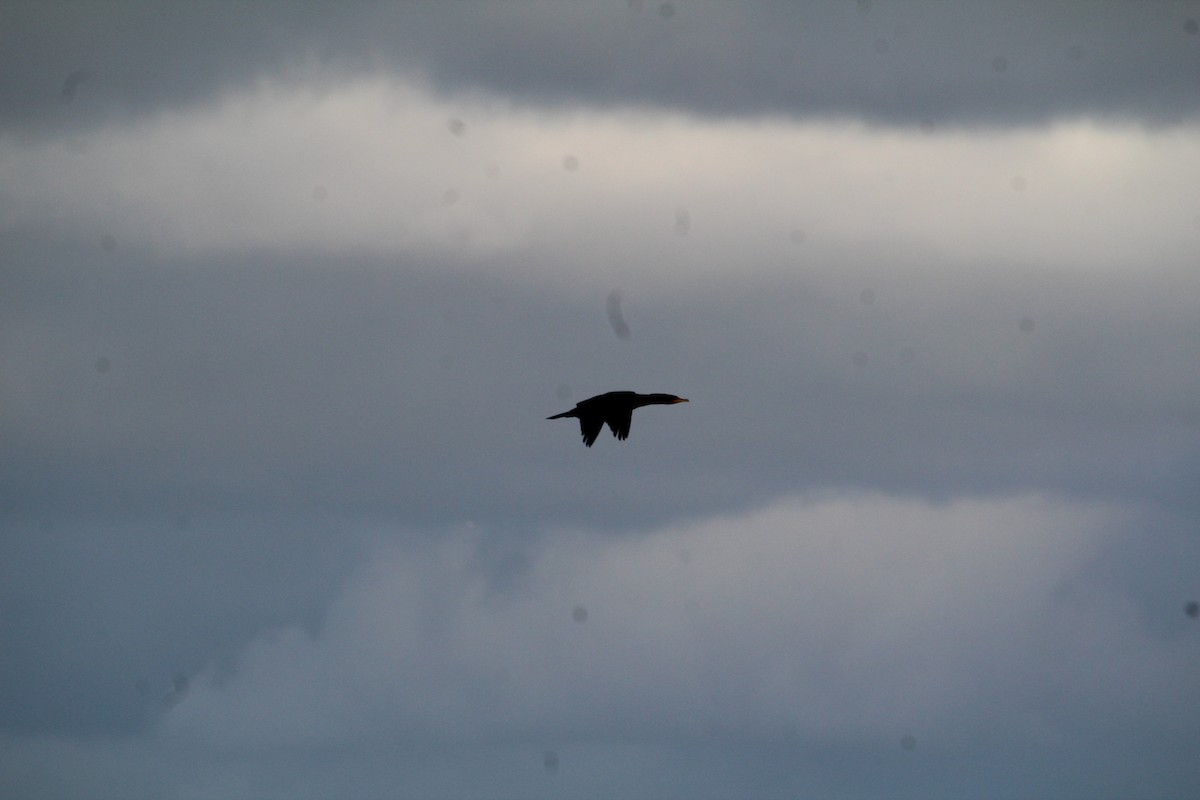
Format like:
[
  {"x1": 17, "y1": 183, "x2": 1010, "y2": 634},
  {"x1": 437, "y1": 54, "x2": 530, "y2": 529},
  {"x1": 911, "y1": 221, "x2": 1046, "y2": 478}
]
[{"x1": 548, "y1": 391, "x2": 688, "y2": 446}]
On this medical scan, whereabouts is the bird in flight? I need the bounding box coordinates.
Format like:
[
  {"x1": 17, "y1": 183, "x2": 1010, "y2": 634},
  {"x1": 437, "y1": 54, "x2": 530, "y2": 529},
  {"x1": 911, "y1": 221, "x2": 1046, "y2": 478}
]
[{"x1": 548, "y1": 391, "x2": 689, "y2": 447}]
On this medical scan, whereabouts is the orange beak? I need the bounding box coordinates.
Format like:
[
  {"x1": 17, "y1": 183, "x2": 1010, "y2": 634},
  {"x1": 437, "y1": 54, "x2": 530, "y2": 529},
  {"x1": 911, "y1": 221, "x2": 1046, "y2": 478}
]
[{"x1": 673, "y1": 397, "x2": 689, "y2": 403}]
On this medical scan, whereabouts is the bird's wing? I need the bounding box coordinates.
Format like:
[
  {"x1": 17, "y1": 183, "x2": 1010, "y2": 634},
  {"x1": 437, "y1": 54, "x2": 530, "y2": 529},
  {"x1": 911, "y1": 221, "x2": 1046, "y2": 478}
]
[
  {"x1": 580, "y1": 414, "x2": 604, "y2": 447},
  {"x1": 609, "y1": 408, "x2": 633, "y2": 441}
]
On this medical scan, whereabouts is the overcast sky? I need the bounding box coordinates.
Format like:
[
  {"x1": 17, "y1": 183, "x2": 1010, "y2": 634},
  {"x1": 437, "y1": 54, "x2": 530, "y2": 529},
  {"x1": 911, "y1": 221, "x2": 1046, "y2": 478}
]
[{"x1": 2, "y1": 2, "x2": 1199, "y2": 798}]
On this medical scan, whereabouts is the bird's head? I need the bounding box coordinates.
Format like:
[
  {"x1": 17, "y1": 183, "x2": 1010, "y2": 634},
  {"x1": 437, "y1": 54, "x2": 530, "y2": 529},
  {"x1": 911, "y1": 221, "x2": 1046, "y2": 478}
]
[{"x1": 639, "y1": 393, "x2": 689, "y2": 406}]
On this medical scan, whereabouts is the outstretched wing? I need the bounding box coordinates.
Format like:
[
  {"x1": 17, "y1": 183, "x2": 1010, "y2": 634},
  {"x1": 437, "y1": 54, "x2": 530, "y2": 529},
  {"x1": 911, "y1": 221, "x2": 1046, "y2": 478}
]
[
  {"x1": 608, "y1": 408, "x2": 633, "y2": 441},
  {"x1": 579, "y1": 413, "x2": 604, "y2": 447}
]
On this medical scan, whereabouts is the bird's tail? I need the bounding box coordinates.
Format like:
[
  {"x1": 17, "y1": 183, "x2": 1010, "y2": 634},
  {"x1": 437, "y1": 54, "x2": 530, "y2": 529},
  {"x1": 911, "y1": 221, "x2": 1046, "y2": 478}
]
[{"x1": 546, "y1": 410, "x2": 575, "y2": 420}]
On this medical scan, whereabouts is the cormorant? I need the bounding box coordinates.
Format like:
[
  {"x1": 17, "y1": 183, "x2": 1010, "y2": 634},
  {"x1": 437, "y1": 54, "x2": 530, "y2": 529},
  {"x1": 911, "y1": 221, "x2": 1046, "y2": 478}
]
[{"x1": 547, "y1": 391, "x2": 688, "y2": 447}]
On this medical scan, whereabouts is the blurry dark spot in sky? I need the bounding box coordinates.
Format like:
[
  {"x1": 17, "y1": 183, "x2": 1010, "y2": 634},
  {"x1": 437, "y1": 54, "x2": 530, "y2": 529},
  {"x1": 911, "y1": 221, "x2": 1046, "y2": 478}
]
[
  {"x1": 572, "y1": 605, "x2": 588, "y2": 623},
  {"x1": 543, "y1": 750, "x2": 559, "y2": 773},
  {"x1": 856, "y1": 0, "x2": 872, "y2": 13},
  {"x1": 991, "y1": 56, "x2": 1009, "y2": 73},
  {"x1": 38, "y1": 519, "x2": 55, "y2": 535},
  {"x1": 484, "y1": 163, "x2": 500, "y2": 179},
  {"x1": 1185, "y1": 600, "x2": 1199, "y2": 618},
  {"x1": 447, "y1": 118, "x2": 466, "y2": 136},
  {"x1": 900, "y1": 734, "x2": 917, "y2": 751},
  {"x1": 1011, "y1": 175, "x2": 1027, "y2": 192},
  {"x1": 1185, "y1": 18, "x2": 1198, "y2": 35},
  {"x1": 789, "y1": 228, "x2": 806, "y2": 245},
  {"x1": 606, "y1": 290, "x2": 631, "y2": 339},
  {"x1": 312, "y1": 185, "x2": 328, "y2": 202},
  {"x1": 859, "y1": 288, "x2": 876, "y2": 306},
  {"x1": 161, "y1": 674, "x2": 190, "y2": 709},
  {"x1": 94, "y1": 356, "x2": 111, "y2": 374},
  {"x1": 100, "y1": 233, "x2": 117, "y2": 251},
  {"x1": 1019, "y1": 316, "x2": 1035, "y2": 334},
  {"x1": 60, "y1": 69, "x2": 88, "y2": 103},
  {"x1": 873, "y1": 37, "x2": 890, "y2": 55},
  {"x1": 658, "y1": 2, "x2": 675, "y2": 20},
  {"x1": 919, "y1": 118, "x2": 936, "y2": 135},
  {"x1": 899, "y1": 346, "x2": 916, "y2": 363},
  {"x1": 443, "y1": 188, "x2": 460, "y2": 205},
  {"x1": 852, "y1": 351, "x2": 869, "y2": 368},
  {"x1": 674, "y1": 206, "x2": 691, "y2": 235},
  {"x1": 1067, "y1": 44, "x2": 1087, "y2": 61},
  {"x1": 556, "y1": 383, "x2": 571, "y2": 401},
  {"x1": 562, "y1": 154, "x2": 579, "y2": 171}
]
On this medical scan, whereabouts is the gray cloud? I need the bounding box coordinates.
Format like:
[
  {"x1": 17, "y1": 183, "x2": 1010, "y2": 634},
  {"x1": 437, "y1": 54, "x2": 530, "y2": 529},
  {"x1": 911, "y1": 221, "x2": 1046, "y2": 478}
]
[
  {"x1": 3, "y1": 2, "x2": 1200, "y2": 135},
  {"x1": 4, "y1": 240, "x2": 1198, "y2": 527},
  {"x1": 0, "y1": 511, "x2": 367, "y2": 736},
  {"x1": 5, "y1": 495, "x2": 1198, "y2": 799}
]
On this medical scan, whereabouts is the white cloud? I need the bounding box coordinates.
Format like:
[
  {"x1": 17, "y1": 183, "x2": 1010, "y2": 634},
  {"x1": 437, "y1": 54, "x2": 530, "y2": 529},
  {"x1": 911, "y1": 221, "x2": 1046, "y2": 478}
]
[
  {"x1": 161, "y1": 493, "x2": 1196, "y2": 753},
  {"x1": 2, "y1": 79, "x2": 1198, "y2": 295}
]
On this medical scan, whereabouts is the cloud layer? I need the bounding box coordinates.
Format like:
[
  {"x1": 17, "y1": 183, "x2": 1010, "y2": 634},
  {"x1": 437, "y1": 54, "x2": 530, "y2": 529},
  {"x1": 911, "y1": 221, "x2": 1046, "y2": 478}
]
[
  {"x1": 5, "y1": 78, "x2": 1200, "y2": 285},
  {"x1": 5, "y1": 2, "x2": 1200, "y2": 133},
  {"x1": 39, "y1": 493, "x2": 1187, "y2": 798}
]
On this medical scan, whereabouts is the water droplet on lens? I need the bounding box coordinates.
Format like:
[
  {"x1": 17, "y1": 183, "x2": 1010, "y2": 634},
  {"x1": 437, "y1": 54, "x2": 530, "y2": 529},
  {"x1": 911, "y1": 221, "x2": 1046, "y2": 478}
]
[
  {"x1": 572, "y1": 605, "x2": 588, "y2": 623},
  {"x1": 606, "y1": 290, "x2": 631, "y2": 339},
  {"x1": 543, "y1": 750, "x2": 559, "y2": 773},
  {"x1": 658, "y1": 2, "x2": 675, "y2": 19},
  {"x1": 673, "y1": 206, "x2": 690, "y2": 235},
  {"x1": 448, "y1": 118, "x2": 466, "y2": 136},
  {"x1": 161, "y1": 674, "x2": 190, "y2": 709},
  {"x1": 1019, "y1": 316, "x2": 1035, "y2": 334},
  {"x1": 900, "y1": 734, "x2": 917, "y2": 751},
  {"x1": 562, "y1": 155, "x2": 579, "y2": 171},
  {"x1": 61, "y1": 69, "x2": 88, "y2": 103},
  {"x1": 1185, "y1": 600, "x2": 1199, "y2": 618}
]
